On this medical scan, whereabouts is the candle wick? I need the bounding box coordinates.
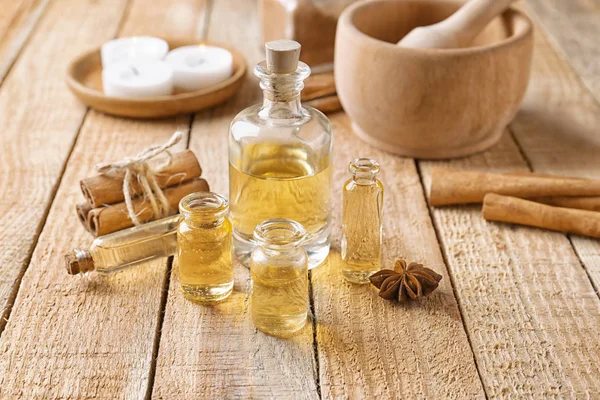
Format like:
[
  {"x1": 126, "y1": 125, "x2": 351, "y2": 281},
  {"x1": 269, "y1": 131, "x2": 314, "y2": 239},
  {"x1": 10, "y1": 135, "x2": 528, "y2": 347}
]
[{"x1": 131, "y1": 66, "x2": 140, "y2": 76}]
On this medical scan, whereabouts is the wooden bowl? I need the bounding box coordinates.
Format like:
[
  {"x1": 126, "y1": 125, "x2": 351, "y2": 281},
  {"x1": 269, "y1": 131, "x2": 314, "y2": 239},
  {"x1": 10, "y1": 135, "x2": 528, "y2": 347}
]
[
  {"x1": 66, "y1": 38, "x2": 247, "y2": 119},
  {"x1": 335, "y1": 0, "x2": 534, "y2": 159}
]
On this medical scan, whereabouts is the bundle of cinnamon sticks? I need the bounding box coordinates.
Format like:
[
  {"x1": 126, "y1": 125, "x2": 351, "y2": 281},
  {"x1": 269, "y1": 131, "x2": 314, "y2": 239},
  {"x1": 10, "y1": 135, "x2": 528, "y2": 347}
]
[
  {"x1": 77, "y1": 149, "x2": 209, "y2": 237},
  {"x1": 430, "y1": 168, "x2": 600, "y2": 238}
]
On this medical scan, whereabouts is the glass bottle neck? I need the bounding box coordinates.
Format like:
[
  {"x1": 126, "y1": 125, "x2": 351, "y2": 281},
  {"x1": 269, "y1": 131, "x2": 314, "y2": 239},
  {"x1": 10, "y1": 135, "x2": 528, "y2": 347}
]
[
  {"x1": 260, "y1": 95, "x2": 302, "y2": 118},
  {"x1": 184, "y1": 216, "x2": 226, "y2": 229},
  {"x1": 253, "y1": 218, "x2": 306, "y2": 253},
  {"x1": 261, "y1": 245, "x2": 300, "y2": 258},
  {"x1": 179, "y1": 192, "x2": 229, "y2": 229},
  {"x1": 255, "y1": 60, "x2": 310, "y2": 119},
  {"x1": 352, "y1": 174, "x2": 378, "y2": 185},
  {"x1": 349, "y1": 158, "x2": 381, "y2": 185}
]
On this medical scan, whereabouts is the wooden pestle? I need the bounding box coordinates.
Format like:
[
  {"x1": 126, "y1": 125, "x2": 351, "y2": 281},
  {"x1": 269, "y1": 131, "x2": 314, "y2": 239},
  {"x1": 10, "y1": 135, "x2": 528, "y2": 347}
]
[
  {"x1": 398, "y1": 0, "x2": 517, "y2": 49},
  {"x1": 483, "y1": 194, "x2": 600, "y2": 239}
]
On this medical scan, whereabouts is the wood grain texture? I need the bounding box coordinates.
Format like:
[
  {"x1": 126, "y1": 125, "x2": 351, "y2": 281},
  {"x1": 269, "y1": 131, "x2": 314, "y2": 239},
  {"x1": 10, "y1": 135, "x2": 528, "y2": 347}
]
[
  {"x1": 0, "y1": 0, "x2": 128, "y2": 335},
  {"x1": 0, "y1": 0, "x2": 51, "y2": 85},
  {"x1": 418, "y1": 9, "x2": 600, "y2": 397},
  {"x1": 312, "y1": 114, "x2": 485, "y2": 399},
  {"x1": 0, "y1": 0, "x2": 597, "y2": 398},
  {"x1": 420, "y1": 136, "x2": 600, "y2": 398},
  {"x1": 525, "y1": 0, "x2": 600, "y2": 104},
  {"x1": 0, "y1": 0, "x2": 207, "y2": 398},
  {"x1": 0, "y1": 117, "x2": 190, "y2": 399},
  {"x1": 511, "y1": 3, "x2": 600, "y2": 293},
  {"x1": 152, "y1": 0, "x2": 320, "y2": 398}
]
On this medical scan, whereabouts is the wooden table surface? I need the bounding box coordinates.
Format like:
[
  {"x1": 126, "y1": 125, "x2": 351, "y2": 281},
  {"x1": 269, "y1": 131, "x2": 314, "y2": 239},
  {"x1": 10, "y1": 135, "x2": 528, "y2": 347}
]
[{"x1": 0, "y1": 0, "x2": 599, "y2": 398}]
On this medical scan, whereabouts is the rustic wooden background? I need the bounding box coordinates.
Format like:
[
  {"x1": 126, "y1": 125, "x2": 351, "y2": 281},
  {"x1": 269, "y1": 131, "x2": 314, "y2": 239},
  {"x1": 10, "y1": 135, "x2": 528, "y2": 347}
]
[{"x1": 0, "y1": 0, "x2": 598, "y2": 398}]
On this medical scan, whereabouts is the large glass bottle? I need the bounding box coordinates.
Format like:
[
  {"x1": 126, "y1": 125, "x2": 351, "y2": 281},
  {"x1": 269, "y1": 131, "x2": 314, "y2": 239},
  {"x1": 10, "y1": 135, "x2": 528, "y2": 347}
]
[
  {"x1": 65, "y1": 214, "x2": 179, "y2": 275},
  {"x1": 177, "y1": 192, "x2": 233, "y2": 303},
  {"x1": 341, "y1": 158, "x2": 384, "y2": 284},
  {"x1": 250, "y1": 218, "x2": 309, "y2": 338},
  {"x1": 228, "y1": 40, "x2": 333, "y2": 269}
]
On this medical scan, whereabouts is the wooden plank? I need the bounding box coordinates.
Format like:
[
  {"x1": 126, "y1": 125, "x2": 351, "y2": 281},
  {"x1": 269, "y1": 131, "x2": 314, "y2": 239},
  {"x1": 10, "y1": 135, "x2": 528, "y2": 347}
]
[
  {"x1": 155, "y1": 1, "x2": 483, "y2": 398},
  {"x1": 417, "y1": 21, "x2": 600, "y2": 395},
  {"x1": 525, "y1": 0, "x2": 600, "y2": 104},
  {"x1": 312, "y1": 115, "x2": 485, "y2": 399},
  {"x1": 0, "y1": 0, "x2": 51, "y2": 85},
  {"x1": 121, "y1": 0, "x2": 209, "y2": 38},
  {"x1": 152, "y1": 1, "x2": 320, "y2": 398},
  {"x1": 0, "y1": 0, "x2": 207, "y2": 398},
  {"x1": 0, "y1": 121, "x2": 188, "y2": 399},
  {"x1": 512, "y1": 3, "x2": 600, "y2": 292},
  {"x1": 0, "y1": 0, "x2": 128, "y2": 335}
]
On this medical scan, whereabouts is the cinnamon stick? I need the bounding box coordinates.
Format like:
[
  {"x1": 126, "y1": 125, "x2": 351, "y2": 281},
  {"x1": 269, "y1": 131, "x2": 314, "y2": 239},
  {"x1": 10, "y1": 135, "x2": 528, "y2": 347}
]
[
  {"x1": 302, "y1": 71, "x2": 336, "y2": 101},
  {"x1": 507, "y1": 172, "x2": 600, "y2": 210},
  {"x1": 88, "y1": 178, "x2": 209, "y2": 237},
  {"x1": 76, "y1": 202, "x2": 93, "y2": 232},
  {"x1": 430, "y1": 168, "x2": 600, "y2": 206},
  {"x1": 482, "y1": 194, "x2": 600, "y2": 238},
  {"x1": 305, "y1": 94, "x2": 342, "y2": 114},
  {"x1": 507, "y1": 171, "x2": 590, "y2": 180},
  {"x1": 532, "y1": 196, "x2": 600, "y2": 212},
  {"x1": 81, "y1": 149, "x2": 202, "y2": 208}
]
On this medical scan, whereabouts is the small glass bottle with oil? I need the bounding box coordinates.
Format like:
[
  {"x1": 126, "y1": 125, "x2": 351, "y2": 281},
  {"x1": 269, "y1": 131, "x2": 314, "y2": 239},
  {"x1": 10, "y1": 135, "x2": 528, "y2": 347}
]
[
  {"x1": 65, "y1": 214, "x2": 179, "y2": 276},
  {"x1": 250, "y1": 218, "x2": 309, "y2": 338},
  {"x1": 177, "y1": 192, "x2": 233, "y2": 303},
  {"x1": 228, "y1": 39, "x2": 333, "y2": 269},
  {"x1": 341, "y1": 158, "x2": 384, "y2": 284}
]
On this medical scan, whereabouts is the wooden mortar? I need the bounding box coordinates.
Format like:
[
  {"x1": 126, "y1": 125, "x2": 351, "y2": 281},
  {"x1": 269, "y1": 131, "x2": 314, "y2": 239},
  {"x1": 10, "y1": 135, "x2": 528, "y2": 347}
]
[{"x1": 335, "y1": 0, "x2": 533, "y2": 159}]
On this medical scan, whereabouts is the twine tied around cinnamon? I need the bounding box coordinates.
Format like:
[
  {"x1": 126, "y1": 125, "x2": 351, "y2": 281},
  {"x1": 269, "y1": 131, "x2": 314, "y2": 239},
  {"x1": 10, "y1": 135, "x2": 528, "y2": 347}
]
[{"x1": 95, "y1": 131, "x2": 183, "y2": 226}]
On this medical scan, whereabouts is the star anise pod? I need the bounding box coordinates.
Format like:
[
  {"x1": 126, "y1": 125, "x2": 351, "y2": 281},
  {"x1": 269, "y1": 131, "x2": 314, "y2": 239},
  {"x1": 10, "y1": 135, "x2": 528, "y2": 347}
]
[{"x1": 369, "y1": 259, "x2": 442, "y2": 303}]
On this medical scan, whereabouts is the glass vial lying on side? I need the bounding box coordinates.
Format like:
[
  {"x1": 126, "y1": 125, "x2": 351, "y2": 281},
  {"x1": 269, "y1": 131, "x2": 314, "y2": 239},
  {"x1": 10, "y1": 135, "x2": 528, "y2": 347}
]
[
  {"x1": 178, "y1": 192, "x2": 233, "y2": 303},
  {"x1": 65, "y1": 214, "x2": 180, "y2": 276},
  {"x1": 250, "y1": 218, "x2": 309, "y2": 338},
  {"x1": 341, "y1": 158, "x2": 384, "y2": 284}
]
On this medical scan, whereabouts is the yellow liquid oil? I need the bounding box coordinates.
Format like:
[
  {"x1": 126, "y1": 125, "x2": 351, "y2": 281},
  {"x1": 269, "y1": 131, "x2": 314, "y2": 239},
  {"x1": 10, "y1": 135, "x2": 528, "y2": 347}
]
[
  {"x1": 178, "y1": 220, "x2": 233, "y2": 303},
  {"x1": 229, "y1": 142, "x2": 332, "y2": 266},
  {"x1": 341, "y1": 180, "x2": 384, "y2": 283},
  {"x1": 91, "y1": 215, "x2": 179, "y2": 274},
  {"x1": 251, "y1": 264, "x2": 308, "y2": 337}
]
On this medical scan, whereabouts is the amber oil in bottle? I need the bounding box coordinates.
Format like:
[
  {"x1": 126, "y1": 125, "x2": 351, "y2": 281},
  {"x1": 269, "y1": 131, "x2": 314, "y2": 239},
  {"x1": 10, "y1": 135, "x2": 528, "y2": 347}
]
[
  {"x1": 178, "y1": 192, "x2": 233, "y2": 303},
  {"x1": 341, "y1": 158, "x2": 384, "y2": 284},
  {"x1": 250, "y1": 218, "x2": 309, "y2": 337},
  {"x1": 228, "y1": 40, "x2": 333, "y2": 269},
  {"x1": 65, "y1": 214, "x2": 179, "y2": 276},
  {"x1": 229, "y1": 143, "x2": 331, "y2": 264}
]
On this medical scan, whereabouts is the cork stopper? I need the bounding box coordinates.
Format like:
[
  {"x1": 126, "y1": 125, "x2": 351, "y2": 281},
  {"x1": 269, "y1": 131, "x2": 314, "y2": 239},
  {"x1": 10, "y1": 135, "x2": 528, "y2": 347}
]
[
  {"x1": 265, "y1": 40, "x2": 301, "y2": 73},
  {"x1": 65, "y1": 249, "x2": 95, "y2": 275}
]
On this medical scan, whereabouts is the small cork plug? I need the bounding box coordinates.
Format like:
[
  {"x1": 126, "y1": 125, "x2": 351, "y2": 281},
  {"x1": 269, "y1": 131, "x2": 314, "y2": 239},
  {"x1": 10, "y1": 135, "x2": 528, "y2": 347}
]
[
  {"x1": 65, "y1": 249, "x2": 95, "y2": 275},
  {"x1": 265, "y1": 40, "x2": 301, "y2": 73}
]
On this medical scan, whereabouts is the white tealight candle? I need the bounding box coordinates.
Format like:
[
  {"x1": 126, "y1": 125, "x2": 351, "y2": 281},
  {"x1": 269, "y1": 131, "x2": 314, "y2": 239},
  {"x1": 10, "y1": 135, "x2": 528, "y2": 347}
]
[
  {"x1": 165, "y1": 45, "x2": 233, "y2": 92},
  {"x1": 102, "y1": 60, "x2": 174, "y2": 98},
  {"x1": 101, "y1": 36, "x2": 169, "y2": 68}
]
